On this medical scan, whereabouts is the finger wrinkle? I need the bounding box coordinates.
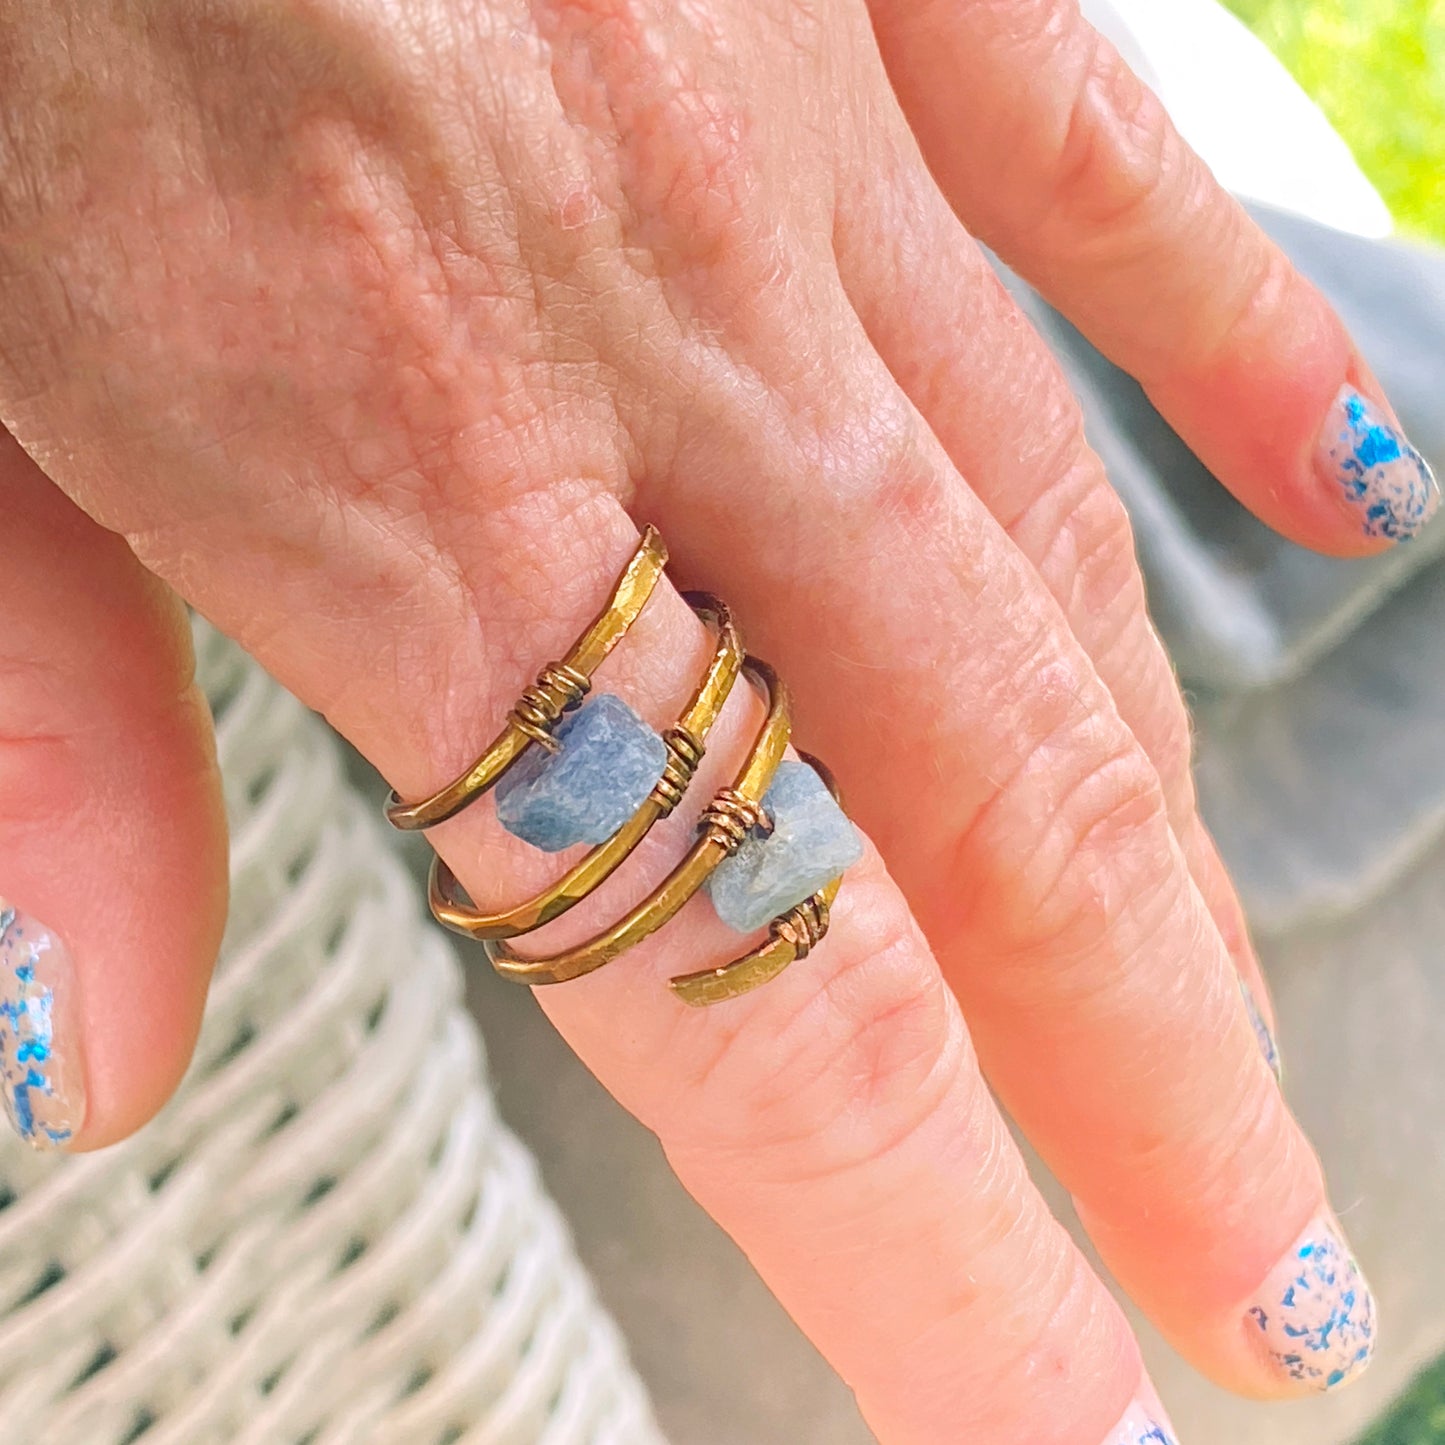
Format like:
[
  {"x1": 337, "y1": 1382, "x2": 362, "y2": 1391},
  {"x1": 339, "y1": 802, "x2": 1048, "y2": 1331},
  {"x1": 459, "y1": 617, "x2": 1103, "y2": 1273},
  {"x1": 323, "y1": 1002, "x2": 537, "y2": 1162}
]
[
  {"x1": 949, "y1": 708, "x2": 1177, "y2": 967},
  {"x1": 1047, "y1": 26, "x2": 1175, "y2": 230},
  {"x1": 1096, "y1": 618, "x2": 1199, "y2": 810},
  {"x1": 1005, "y1": 440, "x2": 1140, "y2": 616},
  {"x1": 966, "y1": 434, "x2": 1206, "y2": 846},
  {"x1": 1158, "y1": 239, "x2": 1301, "y2": 389}
]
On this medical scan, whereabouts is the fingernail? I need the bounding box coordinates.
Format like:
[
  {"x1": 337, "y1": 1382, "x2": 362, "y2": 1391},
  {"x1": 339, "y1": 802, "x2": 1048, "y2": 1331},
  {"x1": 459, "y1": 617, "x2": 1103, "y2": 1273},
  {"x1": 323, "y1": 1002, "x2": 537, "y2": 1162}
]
[
  {"x1": 1317, "y1": 385, "x2": 1439, "y2": 541},
  {"x1": 1240, "y1": 979, "x2": 1282, "y2": 1083},
  {"x1": 1103, "y1": 1392, "x2": 1180, "y2": 1445},
  {"x1": 1246, "y1": 1215, "x2": 1377, "y2": 1392},
  {"x1": 0, "y1": 899, "x2": 84, "y2": 1149}
]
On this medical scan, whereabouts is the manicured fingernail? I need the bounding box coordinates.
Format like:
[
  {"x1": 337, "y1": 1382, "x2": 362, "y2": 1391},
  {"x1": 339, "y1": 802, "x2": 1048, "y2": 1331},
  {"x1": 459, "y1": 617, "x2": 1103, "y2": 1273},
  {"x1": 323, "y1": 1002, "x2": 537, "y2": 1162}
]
[
  {"x1": 1240, "y1": 979, "x2": 1282, "y2": 1083},
  {"x1": 1317, "y1": 385, "x2": 1438, "y2": 541},
  {"x1": 0, "y1": 898, "x2": 84, "y2": 1149},
  {"x1": 1103, "y1": 1393, "x2": 1179, "y2": 1445},
  {"x1": 1247, "y1": 1215, "x2": 1377, "y2": 1392}
]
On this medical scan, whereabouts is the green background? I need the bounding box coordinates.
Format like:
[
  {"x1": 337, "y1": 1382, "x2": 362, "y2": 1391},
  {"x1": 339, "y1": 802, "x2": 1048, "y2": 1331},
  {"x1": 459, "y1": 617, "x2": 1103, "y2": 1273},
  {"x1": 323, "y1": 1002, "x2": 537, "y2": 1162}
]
[
  {"x1": 1223, "y1": 0, "x2": 1444, "y2": 240},
  {"x1": 1218, "y1": 2, "x2": 1442, "y2": 1437}
]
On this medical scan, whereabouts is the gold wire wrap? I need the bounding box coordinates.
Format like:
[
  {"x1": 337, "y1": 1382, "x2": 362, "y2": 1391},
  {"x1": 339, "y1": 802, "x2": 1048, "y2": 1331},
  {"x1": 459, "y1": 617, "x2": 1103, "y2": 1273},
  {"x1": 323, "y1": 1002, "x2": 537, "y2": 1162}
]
[
  {"x1": 652, "y1": 725, "x2": 705, "y2": 814},
  {"x1": 384, "y1": 526, "x2": 669, "y2": 831},
  {"x1": 508, "y1": 662, "x2": 591, "y2": 752},
  {"x1": 668, "y1": 755, "x2": 847, "y2": 1007},
  {"x1": 427, "y1": 594, "x2": 743, "y2": 941},
  {"x1": 482, "y1": 661, "x2": 792, "y2": 988},
  {"x1": 698, "y1": 789, "x2": 774, "y2": 849}
]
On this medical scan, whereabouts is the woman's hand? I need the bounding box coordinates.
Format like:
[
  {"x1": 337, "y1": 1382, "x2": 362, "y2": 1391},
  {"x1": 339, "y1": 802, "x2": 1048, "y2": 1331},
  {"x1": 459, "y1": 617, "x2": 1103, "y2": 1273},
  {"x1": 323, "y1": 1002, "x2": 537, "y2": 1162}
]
[{"x1": 0, "y1": 1, "x2": 1414, "y2": 1439}]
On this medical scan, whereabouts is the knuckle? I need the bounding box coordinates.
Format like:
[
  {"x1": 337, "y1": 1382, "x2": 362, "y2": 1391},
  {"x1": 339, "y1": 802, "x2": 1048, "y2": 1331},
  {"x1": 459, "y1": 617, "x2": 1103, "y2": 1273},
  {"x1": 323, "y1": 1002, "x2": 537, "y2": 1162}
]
[
  {"x1": 1044, "y1": 23, "x2": 1184, "y2": 249},
  {"x1": 968, "y1": 1246, "x2": 1102, "y2": 1417},
  {"x1": 1030, "y1": 744, "x2": 1169, "y2": 920},
  {"x1": 879, "y1": 1219, "x2": 1128, "y2": 1434},
  {"x1": 1017, "y1": 455, "x2": 1200, "y2": 807},
  {"x1": 1185, "y1": 237, "x2": 1298, "y2": 373},
  {"x1": 1018, "y1": 442, "x2": 1143, "y2": 628},
  {"x1": 1124, "y1": 1048, "x2": 1285, "y2": 1212},
  {"x1": 672, "y1": 878, "x2": 970, "y2": 1184},
  {"x1": 958, "y1": 694, "x2": 1178, "y2": 972},
  {"x1": 811, "y1": 385, "x2": 933, "y2": 532},
  {"x1": 544, "y1": 0, "x2": 767, "y2": 279},
  {"x1": 0, "y1": 734, "x2": 82, "y2": 838}
]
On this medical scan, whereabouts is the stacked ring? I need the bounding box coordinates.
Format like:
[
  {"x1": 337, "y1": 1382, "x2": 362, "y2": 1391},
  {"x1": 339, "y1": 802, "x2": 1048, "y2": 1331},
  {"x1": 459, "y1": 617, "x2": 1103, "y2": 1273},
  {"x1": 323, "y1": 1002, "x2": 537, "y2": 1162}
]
[{"x1": 383, "y1": 528, "x2": 864, "y2": 1005}]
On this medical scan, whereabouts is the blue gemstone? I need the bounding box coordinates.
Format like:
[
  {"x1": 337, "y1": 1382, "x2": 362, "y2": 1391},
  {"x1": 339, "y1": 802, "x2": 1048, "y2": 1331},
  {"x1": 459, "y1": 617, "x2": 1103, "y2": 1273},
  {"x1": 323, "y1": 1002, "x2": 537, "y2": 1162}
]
[
  {"x1": 495, "y1": 693, "x2": 668, "y2": 852},
  {"x1": 706, "y1": 760, "x2": 863, "y2": 933}
]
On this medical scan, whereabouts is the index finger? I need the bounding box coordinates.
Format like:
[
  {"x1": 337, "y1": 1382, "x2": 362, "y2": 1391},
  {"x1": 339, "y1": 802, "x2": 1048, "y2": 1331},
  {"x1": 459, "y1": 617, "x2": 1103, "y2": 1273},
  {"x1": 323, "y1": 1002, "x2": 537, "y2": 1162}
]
[{"x1": 867, "y1": 0, "x2": 1439, "y2": 553}]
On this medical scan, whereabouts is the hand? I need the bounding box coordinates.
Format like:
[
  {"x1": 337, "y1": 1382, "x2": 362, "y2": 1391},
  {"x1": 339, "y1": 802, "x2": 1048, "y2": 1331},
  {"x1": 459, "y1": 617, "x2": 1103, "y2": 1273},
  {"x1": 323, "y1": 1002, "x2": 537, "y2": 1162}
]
[{"x1": 0, "y1": 1, "x2": 1409, "y2": 1440}]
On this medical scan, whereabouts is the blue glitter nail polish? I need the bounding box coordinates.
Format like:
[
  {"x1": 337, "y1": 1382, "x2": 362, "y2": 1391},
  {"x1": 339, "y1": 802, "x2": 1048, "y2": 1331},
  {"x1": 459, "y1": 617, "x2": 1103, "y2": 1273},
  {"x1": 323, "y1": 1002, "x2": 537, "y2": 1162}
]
[
  {"x1": 1317, "y1": 386, "x2": 1439, "y2": 541},
  {"x1": 0, "y1": 900, "x2": 82, "y2": 1149},
  {"x1": 1240, "y1": 979, "x2": 1282, "y2": 1083},
  {"x1": 1104, "y1": 1398, "x2": 1180, "y2": 1445},
  {"x1": 1248, "y1": 1218, "x2": 1376, "y2": 1392}
]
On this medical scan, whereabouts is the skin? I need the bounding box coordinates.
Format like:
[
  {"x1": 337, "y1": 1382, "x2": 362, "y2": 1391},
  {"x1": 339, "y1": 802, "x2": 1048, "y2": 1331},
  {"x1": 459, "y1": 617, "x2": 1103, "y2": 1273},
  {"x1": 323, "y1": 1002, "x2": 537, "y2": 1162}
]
[{"x1": 0, "y1": 0, "x2": 1410, "y2": 1439}]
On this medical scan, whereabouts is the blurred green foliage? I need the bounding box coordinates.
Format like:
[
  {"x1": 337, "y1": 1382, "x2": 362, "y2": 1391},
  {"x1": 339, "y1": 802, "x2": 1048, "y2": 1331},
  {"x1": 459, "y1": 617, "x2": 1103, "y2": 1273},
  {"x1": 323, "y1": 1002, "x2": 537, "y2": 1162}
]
[
  {"x1": 1223, "y1": 0, "x2": 1445, "y2": 240},
  {"x1": 1356, "y1": 1372, "x2": 1445, "y2": 1445}
]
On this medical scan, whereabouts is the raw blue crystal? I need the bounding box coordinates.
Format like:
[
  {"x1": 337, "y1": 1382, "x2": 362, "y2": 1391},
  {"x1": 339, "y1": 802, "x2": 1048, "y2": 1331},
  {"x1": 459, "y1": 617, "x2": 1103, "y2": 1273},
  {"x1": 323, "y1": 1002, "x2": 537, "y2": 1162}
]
[
  {"x1": 495, "y1": 693, "x2": 668, "y2": 852},
  {"x1": 706, "y1": 760, "x2": 863, "y2": 933}
]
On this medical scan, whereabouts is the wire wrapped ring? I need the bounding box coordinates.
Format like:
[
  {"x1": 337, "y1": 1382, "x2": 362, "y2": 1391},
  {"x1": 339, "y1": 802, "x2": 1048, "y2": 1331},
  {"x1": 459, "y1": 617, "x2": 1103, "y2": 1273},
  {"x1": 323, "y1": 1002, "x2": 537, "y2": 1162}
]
[{"x1": 383, "y1": 529, "x2": 861, "y2": 1005}]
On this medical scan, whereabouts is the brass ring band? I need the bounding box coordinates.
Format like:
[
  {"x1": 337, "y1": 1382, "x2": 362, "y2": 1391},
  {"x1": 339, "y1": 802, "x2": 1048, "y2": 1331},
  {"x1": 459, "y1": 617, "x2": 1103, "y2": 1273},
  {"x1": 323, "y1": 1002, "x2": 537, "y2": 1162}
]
[
  {"x1": 428, "y1": 592, "x2": 744, "y2": 940},
  {"x1": 384, "y1": 524, "x2": 669, "y2": 831},
  {"x1": 483, "y1": 659, "x2": 791, "y2": 987}
]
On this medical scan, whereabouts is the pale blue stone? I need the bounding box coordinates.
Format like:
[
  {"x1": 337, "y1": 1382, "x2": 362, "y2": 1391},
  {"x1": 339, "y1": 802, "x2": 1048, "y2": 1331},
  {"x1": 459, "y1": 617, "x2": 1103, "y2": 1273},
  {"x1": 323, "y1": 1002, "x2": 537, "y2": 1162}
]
[
  {"x1": 495, "y1": 693, "x2": 668, "y2": 852},
  {"x1": 706, "y1": 761, "x2": 863, "y2": 933}
]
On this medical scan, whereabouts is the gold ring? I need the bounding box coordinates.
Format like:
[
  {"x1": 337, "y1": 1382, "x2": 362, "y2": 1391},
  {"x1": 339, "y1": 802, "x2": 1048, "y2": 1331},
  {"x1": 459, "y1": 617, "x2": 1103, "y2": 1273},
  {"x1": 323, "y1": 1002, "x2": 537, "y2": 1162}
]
[{"x1": 668, "y1": 754, "x2": 845, "y2": 1006}]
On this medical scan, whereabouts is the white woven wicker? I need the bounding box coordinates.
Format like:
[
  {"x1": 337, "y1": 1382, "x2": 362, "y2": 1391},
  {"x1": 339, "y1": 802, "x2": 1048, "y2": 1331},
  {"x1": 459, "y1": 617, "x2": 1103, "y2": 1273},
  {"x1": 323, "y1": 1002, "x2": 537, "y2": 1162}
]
[{"x1": 0, "y1": 620, "x2": 667, "y2": 1445}]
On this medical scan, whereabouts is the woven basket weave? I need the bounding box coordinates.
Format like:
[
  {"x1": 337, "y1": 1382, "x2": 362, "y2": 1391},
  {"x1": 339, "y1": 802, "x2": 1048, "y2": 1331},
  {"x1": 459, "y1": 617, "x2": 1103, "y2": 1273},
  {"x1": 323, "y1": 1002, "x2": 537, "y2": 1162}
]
[{"x1": 0, "y1": 620, "x2": 667, "y2": 1445}]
